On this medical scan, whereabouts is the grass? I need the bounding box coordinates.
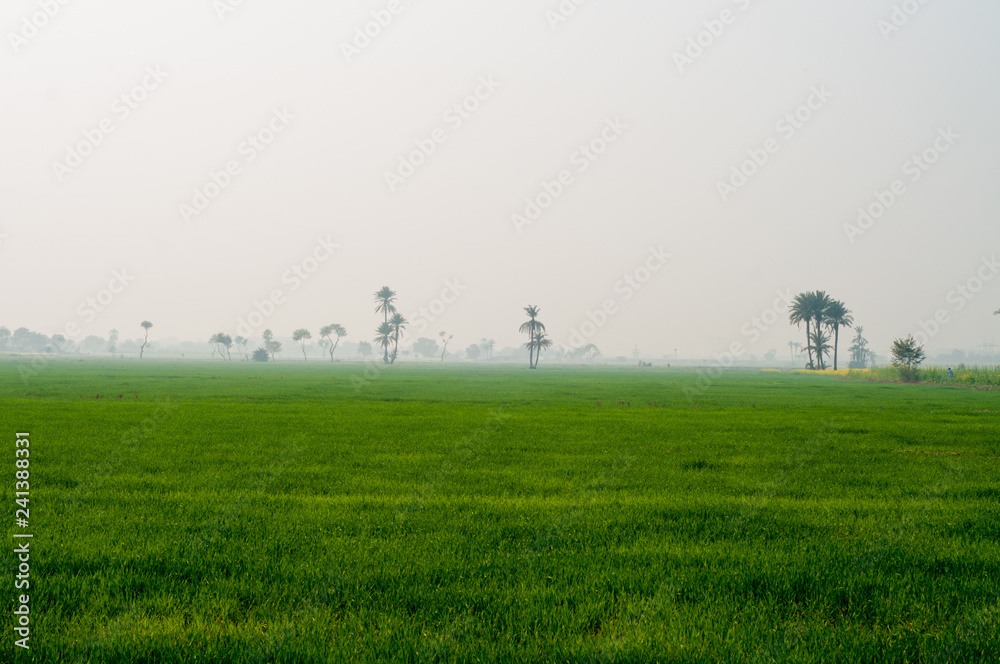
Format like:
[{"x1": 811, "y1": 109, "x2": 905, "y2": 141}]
[
  {"x1": 2, "y1": 359, "x2": 999, "y2": 663},
  {"x1": 848, "y1": 364, "x2": 1000, "y2": 387}
]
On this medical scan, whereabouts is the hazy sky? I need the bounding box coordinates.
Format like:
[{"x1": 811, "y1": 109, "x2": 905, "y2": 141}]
[{"x1": 2, "y1": 0, "x2": 999, "y2": 359}]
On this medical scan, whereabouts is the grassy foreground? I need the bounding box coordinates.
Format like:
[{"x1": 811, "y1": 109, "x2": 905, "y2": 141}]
[{"x1": 2, "y1": 360, "x2": 999, "y2": 663}]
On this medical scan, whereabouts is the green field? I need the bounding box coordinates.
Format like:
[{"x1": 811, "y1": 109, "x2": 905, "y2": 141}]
[{"x1": 2, "y1": 360, "x2": 999, "y2": 663}]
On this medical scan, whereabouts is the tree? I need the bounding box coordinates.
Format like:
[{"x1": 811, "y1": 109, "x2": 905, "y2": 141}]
[
  {"x1": 374, "y1": 322, "x2": 393, "y2": 364},
  {"x1": 805, "y1": 328, "x2": 831, "y2": 370},
  {"x1": 466, "y1": 344, "x2": 481, "y2": 360},
  {"x1": 529, "y1": 333, "x2": 553, "y2": 368},
  {"x1": 848, "y1": 327, "x2": 871, "y2": 369},
  {"x1": 252, "y1": 347, "x2": 270, "y2": 362},
  {"x1": 788, "y1": 340, "x2": 796, "y2": 361},
  {"x1": 262, "y1": 329, "x2": 281, "y2": 362},
  {"x1": 210, "y1": 333, "x2": 233, "y2": 360},
  {"x1": 374, "y1": 287, "x2": 397, "y2": 364},
  {"x1": 139, "y1": 321, "x2": 153, "y2": 359},
  {"x1": 789, "y1": 291, "x2": 831, "y2": 369},
  {"x1": 292, "y1": 329, "x2": 312, "y2": 361},
  {"x1": 823, "y1": 300, "x2": 853, "y2": 371},
  {"x1": 319, "y1": 324, "x2": 347, "y2": 362},
  {"x1": 357, "y1": 341, "x2": 374, "y2": 360},
  {"x1": 480, "y1": 338, "x2": 495, "y2": 361},
  {"x1": 413, "y1": 338, "x2": 439, "y2": 358},
  {"x1": 438, "y1": 331, "x2": 453, "y2": 362},
  {"x1": 0, "y1": 327, "x2": 9, "y2": 350},
  {"x1": 234, "y1": 335, "x2": 250, "y2": 361},
  {"x1": 519, "y1": 306, "x2": 546, "y2": 369},
  {"x1": 891, "y1": 335, "x2": 926, "y2": 382},
  {"x1": 390, "y1": 313, "x2": 407, "y2": 364},
  {"x1": 108, "y1": 329, "x2": 119, "y2": 356},
  {"x1": 80, "y1": 335, "x2": 105, "y2": 354}
]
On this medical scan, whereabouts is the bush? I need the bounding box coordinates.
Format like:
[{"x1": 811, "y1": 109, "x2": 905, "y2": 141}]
[
  {"x1": 897, "y1": 366, "x2": 919, "y2": 383},
  {"x1": 252, "y1": 348, "x2": 270, "y2": 362}
]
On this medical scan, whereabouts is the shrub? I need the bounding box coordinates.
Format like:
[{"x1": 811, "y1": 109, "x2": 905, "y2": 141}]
[{"x1": 252, "y1": 347, "x2": 270, "y2": 362}]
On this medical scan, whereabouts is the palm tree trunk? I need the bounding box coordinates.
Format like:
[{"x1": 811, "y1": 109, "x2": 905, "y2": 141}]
[
  {"x1": 833, "y1": 325, "x2": 839, "y2": 371},
  {"x1": 804, "y1": 320, "x2": 814, "y2": 369}
]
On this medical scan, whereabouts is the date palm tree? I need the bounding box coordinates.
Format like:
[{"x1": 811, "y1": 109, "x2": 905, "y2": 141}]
[
  {"x1": 806, "y1": 328, "x2": 831, "y2": 370},
  {"x1": 519, "y1": 306, "x2": 545, "y2": 369},
  {"x1": 374, "y1": 322, "x2": 393, "y2": 364},
  {"x1": 789, "y1": 291, "x2": 832, "y2": 369},
  {"x1": 531, "y1": 333, "x2": 553, "y2": 368},
  {"x1": 823, "y1": 300, "x2": 853, "y2": 371},
  {"x1": 374, "y1": 286, "x2": 397, "y2": 364},
  {"x1": 390, "y1": 313, "x2": 407, "y2": 364}
]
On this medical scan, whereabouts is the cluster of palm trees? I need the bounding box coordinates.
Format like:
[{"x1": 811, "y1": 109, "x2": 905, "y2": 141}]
[
  {"x1": 789, "y1": 291, "x2": 854, "y2": 370},
  {"x1": 520, "y1": 306, "x2": 552, "y2": 369},
  {"x1": 374, "y1": 286, "x2": 407, "y2": 365}
]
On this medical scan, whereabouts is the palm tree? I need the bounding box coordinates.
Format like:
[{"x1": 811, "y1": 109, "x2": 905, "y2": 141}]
[
  {"x1": 389, "y1": 313, "x2": 407, "y2": 364},
  {"x1": 787, "y1": 340, "x2": 796, "y2": 361},
  {"x1": 848, "y1": 326, "x2": 870, "y2": 369},
  {"x1": 532, "y1": 333, "x2": 553, "y2": 368},
  {"x1": 373, "y1": 286, "x2": 397, "y2": 364},
  {"x1": 319, "y1": 324, "x2": 347, "y2": 362},
  {"x1": 374, "y1": 322, "x2": 393, "y2": 364},
  {"x1": 519, "y1": 306, "x2": 546, "y2": 369},
  {"x1": 292, "y1": 329, "x2": 312, "y2": 361},
  {"x1": 789, "y1": 294, "x2": 816, "y2": 369},
  {"x1": 139, "y1": 321, "x2": 153, "y2": 359},
  {"x1": 823, "y1": 300, "x2": 853, "y2": 371},
  {"x1": 806, "y1": 328, "x2": 831, "y2": 370}
]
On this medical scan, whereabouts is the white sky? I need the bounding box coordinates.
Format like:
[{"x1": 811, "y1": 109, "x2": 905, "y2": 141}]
[{"x1": 2, "y1": 0, "x2": 999, "y2": 359}]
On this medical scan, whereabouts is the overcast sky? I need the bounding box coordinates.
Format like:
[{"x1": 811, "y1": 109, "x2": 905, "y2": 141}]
[{"x1": 2, "y1": 0, "x2": 999, "y2": 359}]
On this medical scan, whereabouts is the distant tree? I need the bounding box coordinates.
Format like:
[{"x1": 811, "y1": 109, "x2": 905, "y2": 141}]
[
  {"x1": 480, "y1": 338, "x2": 495, "y2": 361},
  {"x1": 357, "y1": 341, "x2": 374, "y2": 360},
  {"x1": 80, "y1": 335, "x2": 105, "y2": 354},
  {"x1": 531, "y1": 333, "x2": 553, "y2": 368},
  {"x1": 210, "y1": 333, "x2": 233, "y2": 360},
  {"x1": 0, "y1": 327, "x2": 9, "y2": 350},
  {"x1": 466, "y1": 343, "x2": 481, "y2": 360},
  {"x1": 50, "y1": 334, "x2": 69, "y2": 353},
  {"x1": 292, "y1": 329, "x2": 312, "y2": 361},
  {"x1": 252, "y1": 347, "x2": 270, "y2": 362},
  {"x1": 262, "y1": 329, "x2": 281, "y2": 362},
  {"x1": 234, "y1": 335, "x2": 250, "y2": 361},
  {"x1": 139, "y1": 321, "x2": 153, "y2": 359},
  {"x1": 413, "y1": 338, "x2": 439, "y2": 358},
  {"x1": 824, "y1": 300, "x2": 853, "y2": 371},
  {"x1": 374, "y1": 322, "x2": 393, "y2": 364},
  {"x1": 319, "y1": 324, "x2": 347, "y2": 362},
  {"x1": 438, "y1": 331, "x2": 453, "y2": 362},
  {"x1": 108, "y1": 329, "x2": 119, "y2": 356},
  {"x1": 891, "y1": 335, "x2": 925, "y2": 382},
  {"x1": 787, "y1": 340, "x2": 796, "y2": 361},
  {"x1": 805, "y1": 328, "x2": 831, "y2": 370},
  {"x1": 373, "y1": 286, "x2": 397, "y2": 364},
  {"x1": 519, "y1": 306, "x2": 546, "y2": 369},
  {"x1": 764, "y1": 349, "x2": 777, "y2": 363},
  {"x1": 390, "y1": 313, "x2": 407, "y2": 364},
  {"x1": 847, "y1": 327, "x2": 871, "y2": 369}
]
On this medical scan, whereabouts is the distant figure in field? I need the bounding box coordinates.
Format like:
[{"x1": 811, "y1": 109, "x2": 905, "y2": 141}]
[{"x1": 948, "y1": 367, "x2": 954, "y2": 378}]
